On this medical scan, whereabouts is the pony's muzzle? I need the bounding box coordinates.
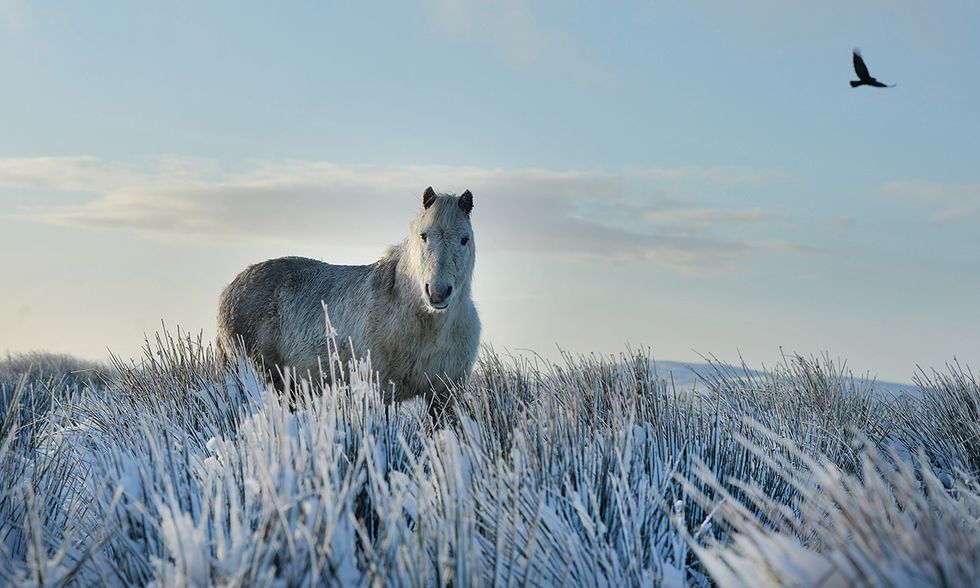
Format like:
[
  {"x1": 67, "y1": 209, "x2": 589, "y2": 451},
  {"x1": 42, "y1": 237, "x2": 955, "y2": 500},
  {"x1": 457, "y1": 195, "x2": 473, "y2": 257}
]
[{"x1": 425, "y1": 283, "x2": 453, "y2": 309}]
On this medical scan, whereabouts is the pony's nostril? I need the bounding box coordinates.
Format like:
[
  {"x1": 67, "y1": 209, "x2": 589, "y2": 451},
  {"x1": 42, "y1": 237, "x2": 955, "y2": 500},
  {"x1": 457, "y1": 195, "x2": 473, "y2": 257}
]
[{"x1": 425, "y1": 283, "x2": 453, "y2": 307}]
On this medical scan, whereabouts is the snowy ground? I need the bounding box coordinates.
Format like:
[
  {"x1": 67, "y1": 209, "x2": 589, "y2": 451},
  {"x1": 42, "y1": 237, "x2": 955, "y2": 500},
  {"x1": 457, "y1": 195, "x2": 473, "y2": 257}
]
[{"x1": 1, "y1": 336, "x2": 977, "y2": 587}]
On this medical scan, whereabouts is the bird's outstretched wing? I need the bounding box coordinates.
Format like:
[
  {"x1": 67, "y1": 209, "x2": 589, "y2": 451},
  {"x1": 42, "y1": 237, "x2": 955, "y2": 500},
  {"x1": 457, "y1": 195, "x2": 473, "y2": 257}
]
[{"x1": 852, "y1": 49, "x2": 871, "y2": 81}]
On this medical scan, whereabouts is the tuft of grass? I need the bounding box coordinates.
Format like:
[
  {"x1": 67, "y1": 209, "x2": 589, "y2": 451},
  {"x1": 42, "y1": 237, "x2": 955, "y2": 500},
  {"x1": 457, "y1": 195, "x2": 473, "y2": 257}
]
[
  {"x1": 896, "y1": 360, "x2": 980, "y2": 481},
  {"x1": 685, "y1": 425, "x2": 980, "y2": 587},
  {"x1": 0, "y1": 351, "x2": 105, "y2": 393}
]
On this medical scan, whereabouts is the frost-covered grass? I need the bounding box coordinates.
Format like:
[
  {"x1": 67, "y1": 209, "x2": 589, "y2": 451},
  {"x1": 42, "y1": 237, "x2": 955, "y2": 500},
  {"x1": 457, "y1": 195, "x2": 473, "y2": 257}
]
[{"x1": 1, "y1": 333, "x2": 977, "y2": 587}]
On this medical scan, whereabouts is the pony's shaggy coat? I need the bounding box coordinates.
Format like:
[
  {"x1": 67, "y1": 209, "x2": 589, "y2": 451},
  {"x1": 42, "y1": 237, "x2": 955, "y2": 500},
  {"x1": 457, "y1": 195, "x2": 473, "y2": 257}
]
[{"x1": 216, "y1": 189, "x2": 480, "y2": 403}]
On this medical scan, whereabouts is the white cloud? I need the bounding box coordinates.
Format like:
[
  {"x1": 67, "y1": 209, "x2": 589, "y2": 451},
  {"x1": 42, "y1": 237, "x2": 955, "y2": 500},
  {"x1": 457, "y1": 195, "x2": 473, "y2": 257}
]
[
  {"x1": 1, "y1": 157, "x2": 807, "y2": 274},
  {"x1": 0, "y1": 156, "x2": 151, "y2": 192},
  {"x1": 641, "y1": 205, "x2": 776, "y2": 230},
  {"x1": 627, "y1": 165, "x2": 785, "y2": 186},
  {"x1": 880, "y1": 180, "x2": 980, "y2": 223}
]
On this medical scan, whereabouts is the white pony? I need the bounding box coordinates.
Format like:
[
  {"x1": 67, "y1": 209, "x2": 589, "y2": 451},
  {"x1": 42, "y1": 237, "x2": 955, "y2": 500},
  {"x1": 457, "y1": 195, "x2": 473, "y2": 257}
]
[{"x1": 216, "y1": 187, "x2": 480, "y2": 407}]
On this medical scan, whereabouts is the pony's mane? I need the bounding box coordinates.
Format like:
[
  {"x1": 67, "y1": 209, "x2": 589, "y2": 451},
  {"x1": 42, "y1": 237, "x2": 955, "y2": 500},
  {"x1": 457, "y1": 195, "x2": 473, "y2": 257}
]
[
  {"x1": 428, "y1": 194, "x2": 468, "y2": 224},
  {"x1": 381, "y1": 244, "x2": 402, "y2": 262}
]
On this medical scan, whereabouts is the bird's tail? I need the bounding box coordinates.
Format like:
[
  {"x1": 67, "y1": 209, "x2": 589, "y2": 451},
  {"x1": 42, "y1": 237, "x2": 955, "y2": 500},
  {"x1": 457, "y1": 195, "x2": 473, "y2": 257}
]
[{"x1": 850, "y1": 80, "x2": 863, "y2": 87}]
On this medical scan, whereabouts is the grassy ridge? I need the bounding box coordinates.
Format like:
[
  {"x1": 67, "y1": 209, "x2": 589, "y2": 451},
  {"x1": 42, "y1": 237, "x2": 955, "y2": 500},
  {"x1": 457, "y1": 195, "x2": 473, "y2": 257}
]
[{"x1": 0, "y1": 334, "x2": 977, "y2": 586}]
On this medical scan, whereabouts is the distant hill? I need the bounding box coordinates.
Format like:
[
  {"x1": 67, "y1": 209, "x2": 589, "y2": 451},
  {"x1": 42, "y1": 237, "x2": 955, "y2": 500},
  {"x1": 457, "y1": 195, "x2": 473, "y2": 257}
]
[{"x1": 651, "y1": 359, "x2": 921, "y2": 399}]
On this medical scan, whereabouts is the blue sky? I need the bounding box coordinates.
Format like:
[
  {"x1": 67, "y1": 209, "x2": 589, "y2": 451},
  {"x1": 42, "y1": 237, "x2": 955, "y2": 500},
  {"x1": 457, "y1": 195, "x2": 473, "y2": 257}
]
[{"x1": 2, "y1": 1, "x2": 978, "y2": 381}]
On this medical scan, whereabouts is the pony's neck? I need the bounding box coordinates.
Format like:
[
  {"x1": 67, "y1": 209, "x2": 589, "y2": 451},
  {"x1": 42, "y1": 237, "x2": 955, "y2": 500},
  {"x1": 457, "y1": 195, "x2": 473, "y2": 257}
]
[{"x1": 387, "y1": 245, "x2": 425, "y2": 311}]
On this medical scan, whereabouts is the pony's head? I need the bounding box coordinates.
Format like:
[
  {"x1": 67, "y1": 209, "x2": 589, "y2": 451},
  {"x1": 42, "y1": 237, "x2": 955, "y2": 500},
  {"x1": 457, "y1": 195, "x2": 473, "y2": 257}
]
[{"x1": 403, "y1": 187, "x2": 475, "y2": 312}]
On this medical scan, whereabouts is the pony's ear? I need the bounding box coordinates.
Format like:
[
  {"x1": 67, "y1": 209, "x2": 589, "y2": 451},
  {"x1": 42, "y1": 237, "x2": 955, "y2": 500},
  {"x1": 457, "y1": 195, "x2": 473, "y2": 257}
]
[
  {"x1": 458, "y1": 190, "x2": 473, "y2": 216},
  {"x1": 423, "y1": 187, "x2": 437, "y2": 209}
]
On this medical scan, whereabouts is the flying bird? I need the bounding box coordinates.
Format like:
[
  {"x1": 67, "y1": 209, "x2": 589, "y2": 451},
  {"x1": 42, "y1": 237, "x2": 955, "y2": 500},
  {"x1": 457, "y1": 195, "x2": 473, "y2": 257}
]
[{"x1": 851, "y1": 49, "x2": 895, "y2": 88}]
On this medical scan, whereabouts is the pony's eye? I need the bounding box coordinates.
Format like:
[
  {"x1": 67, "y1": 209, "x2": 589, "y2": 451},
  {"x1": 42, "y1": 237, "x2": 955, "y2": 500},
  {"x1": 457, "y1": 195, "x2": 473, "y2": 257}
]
[
  {"x1": 420, "y1": 233, "x2": 427, "y2": 242},
  {"x1": 461, "y1": 236, "x2": 469, "y2": 245}
]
